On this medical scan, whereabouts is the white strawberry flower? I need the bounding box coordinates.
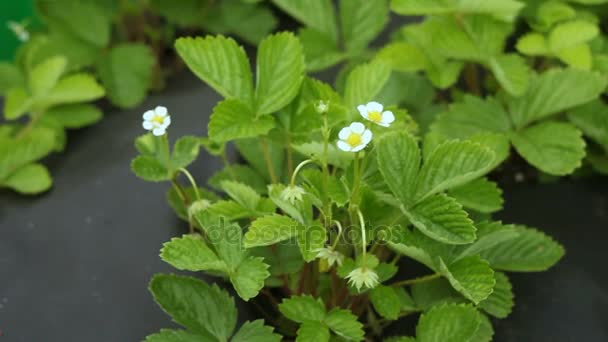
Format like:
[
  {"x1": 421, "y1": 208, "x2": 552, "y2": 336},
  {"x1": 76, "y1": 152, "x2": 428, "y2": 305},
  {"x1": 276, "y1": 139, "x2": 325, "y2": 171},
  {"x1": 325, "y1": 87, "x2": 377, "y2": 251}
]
[
  {"x1": 346, "y1": 267, "x2": 379, "y2": 291},
  {"x1": 357, "y1": 101, "x2": 395, "y2": 127},
  {"x1": 337, "y1": 122, "x2": 373, "y2": 152},
  {"x1": 281, "y1": 185, "x2": 306, "y2": 204},
  {"x1": 143, "y1": 106, "x2": 171, "y2": 136},
  {"x1": 315, "y1": 247, "x2": 345, "y2": 267}
]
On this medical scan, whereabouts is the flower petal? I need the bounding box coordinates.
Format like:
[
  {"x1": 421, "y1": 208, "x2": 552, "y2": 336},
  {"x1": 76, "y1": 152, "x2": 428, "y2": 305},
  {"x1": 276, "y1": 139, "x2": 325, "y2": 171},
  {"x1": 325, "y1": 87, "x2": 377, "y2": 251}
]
[
  {"x1": 362, "y1": 129, "x2": 373, "y2": 144},
  {"x1": 143, "y1": 110, "x2": 155, "y2": 120},
  {"x1": 337, "y1": 141, "x2": 352, "y2": 152},
  {"x1": 351, "y1": 144, "x2": 366, "y2": 152},
  {"x1": 382, "y1": 111, "x2": 395, "y2": 125},
  {"x1": 155, "y1": 106, "x2": 168, "y2": 116},
  {"x1": 161, "y1": 116, "x2": 172, "y2": 128},
  {"x1": 152, "y1": 127, "x2": 165, "y2": 136},
  {"x1": 350, "y1": 122, "x2": 365, "y2": 134},
  {"x1": 338, "y1": 127, "x2": 352, "y2": 140},
  {"x1": 357, "y1": 105, "x2": 369, "y2": 119},
  {"x1": 367, "y1": 101, "x2": 383, "y2": 113},
  {"x1": 143, "y1": 121, "x2": 153, "y2": 130}
]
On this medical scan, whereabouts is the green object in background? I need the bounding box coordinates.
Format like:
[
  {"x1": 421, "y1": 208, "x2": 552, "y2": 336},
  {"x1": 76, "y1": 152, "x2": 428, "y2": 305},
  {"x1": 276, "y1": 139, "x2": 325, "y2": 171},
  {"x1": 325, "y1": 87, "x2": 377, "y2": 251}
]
[{"x1": 0, "y1": 0, "x2": 37, "y2": 61}]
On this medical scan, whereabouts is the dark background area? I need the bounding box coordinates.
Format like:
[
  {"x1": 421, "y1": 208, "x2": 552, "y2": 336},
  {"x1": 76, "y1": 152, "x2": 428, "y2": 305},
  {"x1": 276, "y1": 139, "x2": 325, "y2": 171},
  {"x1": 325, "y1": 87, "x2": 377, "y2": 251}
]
[{"x1": 1, "y1": 72, "x2": 607, "y2": 341}]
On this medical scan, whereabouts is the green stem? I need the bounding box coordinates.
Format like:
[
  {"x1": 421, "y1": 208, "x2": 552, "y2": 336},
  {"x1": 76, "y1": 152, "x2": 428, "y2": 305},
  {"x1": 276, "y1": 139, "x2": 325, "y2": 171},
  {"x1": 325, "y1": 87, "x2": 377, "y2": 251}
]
[
  {"x1": 16, "y1": 111, "x2": 44, "y2": 139},
  {"x1": 179, "y1": 168, "x2": 201, "y2": 200},
  {"x1": 356, "y1": 209, "x2": 367, "y2": 267},
  {"x1": 260, "y1": 138, "x2": 278, "y2": 183},
  {"x1": 331, "y1": 220, "x2": 344, "y2": 250},
  {"x1": 391, "y1": 273, "x2": 441, "y2": 287},
  {"x1": 290, "y1": 159, "x2": 314, "y2": 186}
]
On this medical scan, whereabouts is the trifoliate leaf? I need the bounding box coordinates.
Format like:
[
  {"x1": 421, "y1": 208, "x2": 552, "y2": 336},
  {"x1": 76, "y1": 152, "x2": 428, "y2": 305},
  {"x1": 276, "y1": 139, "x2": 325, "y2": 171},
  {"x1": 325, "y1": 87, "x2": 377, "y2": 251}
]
[
  {"x1": 279, "y1": 295, "x2": 326, "y2": 323},
  {"x1": 438, "y1": 256, "x2": 496, "y2": 305},
  {"x1": 324, "y1": 308, "x2": 365, "y2": 341},
  {"x1": 296, "y1": 321, "x2": 330, "y2": 342},
  {"x1": 415, "y1": 140, "x2": 495, "y2": 200},
  {"x1": 516, "y1": 33, "x2": 549, "y2": 55},
  {"x1": 220, "y1": 180, "x2": 261, "y2": 211},
  {"x1": 28, "y1": 56, "x2": 67, "y2": 97},
  {"x1": 0, "y1": 127, "x2": 55, "y2": 180},
  {"x1": 568, "y1": 100, "x2": 608, "y2": 148},
  {"x1": 433, "y1": 95, "x2": 511, "y2": 138},
  {"x1": 377, "y1": 131, "x2": 421, "y2": 206},
  {"x1": 449, "y1": 177, "x2": 504, "y2": 213},
  {"x1": 175, "y1": 36, "x2": 254, "y2": 103},
  {"x1": 456, "y1": 221, "x2": 520, "y2": 261},
  {"x1": 42, "y1": 73, "x2": 105, "y2": 107},
  {"x1": 508, "y1": 68, "x2": 607, "y2": 128},
  {"x1": 131, "y1": 156, "x2": 170, "y2": 182},
  {"x1": 195, "y1": 217, "x2": 245, "y2": 269},
  {"x1": 511, "y1": 121, "x2": 586, "y2": 175},
  {"x1": 271, "y1": 0, "x2": 338, "y2": 41},
  {"x1": 145, "y1": 329, "x2": 215, "y2": 342},
  {"x1": 244, "y1": 214, "x2": 303, "y2": 247},
  {"x1": 2, "y1": 163, "x2": 52, "y2": 194},
  {"x1": 97, "y1": 43, "x2": 155, "y2": 108},
  {"x1": 45, "y1": 104, "x2": 103, "y2": 129},
  {"x1": 4, "y1": 87, "x2": 31, "y2": 120},
  {"x1": 478, "y1": 272, "x2": 514, "y2": 318},
  {"x1": 208, "y1": 99, "x2": 275, "y2": 143},
  {"x1": 171, "y1": 136, "x2": 200, "y2": 169},
  {"x1": 370, "y1": 285, "x2": 402, "y2": 320},
  {"x1": 232, "y1": 320, "x2": 282, "y2": 342},
  {"x1": 344, "y1": 60, "x2": 391, "y2": 110},
  {"x1": 340, "y1": 0, "x2": 389, "y2": 53},
  {"x1": 416, "y1": 304, "x2": 481, "y2": 342},
  {"x1": 37, "y1": 0, "x2": 111, "y2": 47},
  {"x1": 160, "y1": 235, "x2": 226, "y2": 272},
  {"x1": 149, "y1": 274, "x2": 237, "y2": 340},
  {"x1": 255, "y1": 32, "x2": 305, "y2": 115},
  {"x1": 404, "y1": 194, "x2": 476, "y2": 245},
  {"x1": 480, "y1": 225, "x2": 565, "y2": 272},
  {"x1": 489, "y1": 54, "x2": 530, "y2": 96},
  {"x1": 549, "y1": 20, "x2": 599, "y2": 52},
  {"x1": 230, "y1": 256, "x2": 270, "y2": 301}
]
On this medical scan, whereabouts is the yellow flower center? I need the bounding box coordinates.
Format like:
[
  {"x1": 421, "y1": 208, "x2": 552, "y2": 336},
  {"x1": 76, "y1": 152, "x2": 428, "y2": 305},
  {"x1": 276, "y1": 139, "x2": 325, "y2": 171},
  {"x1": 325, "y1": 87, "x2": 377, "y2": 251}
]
[
  {"x1": 347, "y1": 133, "x2": 363, "y2": 147},
  {"x1": 152, "y1": 115, "x2": 165, "y2": 124},
  {"x1": 368, "y1": 111, "x2": 383, "y2": 123}
]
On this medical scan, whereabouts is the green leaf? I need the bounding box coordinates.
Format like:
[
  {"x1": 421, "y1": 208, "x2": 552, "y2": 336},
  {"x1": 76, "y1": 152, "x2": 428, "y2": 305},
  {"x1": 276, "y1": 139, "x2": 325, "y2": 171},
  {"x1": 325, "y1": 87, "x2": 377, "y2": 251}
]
[
  {"x1": 480, "y1": 225, "x2": 565, "y2": 272},
  {"x1": 449, "y1": 178, "x2": 504, "y2": 213},
  {"x1": 149, "y1": 274, "x2": 237, "y2": 340},
  {"x1": 438, "y1": 256, "x2": 495, "y2": 305},
  {"x1": 0, "y1": 62, "x2": 24, "y2": 94},
  {"x1": 171, "y1": 136, "x2": 200, "y2": 169},
  {"x1": 391, "y1": 0, "x2": 525, "y2": 22},
  {"x1": 536, "y1": 1, "x2": 576, "y2": 29},
  {"x1": 511, "y1": 121, "x2": 586, "y2": 175},
  {"x1": 208, "y1": 99, "x2": 275, "y2": 143},
  {"x1": 268, "y1": 184, "x2": 313, "y2": 225},
  {"x1": 516, "y1": 33, "x2": 549, "y2": 56},
  {"x1": 160, "y1": 235, "x2": 226, "y2": 272},
  {"x1": 42, "y1": 73, "x2": 105, "y2": 107},
  {"x1": 292, "y1": 142, "x2": 354, "y2": 170},
  {"x1": 255, "y1": 32, "x2": 305, "y2": 115},
  {"x1": 203, "y1": 1, "x2": 278, "y2": 45},
  {"x1": 271, "y1": 0, "x2": 338, "y2": 41},
  {"x1": 416, "y1": 304, "x2": 481, "y2": 342},
  {"x1": 131, "y1": 156, "x2": 170, "y2": 182},
  {"x1": 375, "y1": 42, "x2": 427, "y2": 72},
  {"x1": 175, "y1": 36, "x2": 254, "y2": 103},
  {"x1": 220, "y1": 180, "x2": 261, "y2": 211},
  {"x1": 0, "y1": 127, "x2": 55, "y2": 180},
  {"x1": 299, "y1": 28, "x2": 345, "y2": 72},
  {"x1": 404, "y1": 194, "x2": 476, "y2": 245},
  {"x1": 209, "y1": 164, "x2": 267, "y2": 194},
  {"x1": 470, "y1": 313, "x2": 494, "y2": 342},
  {"x1": 340, "y1": 0, "x2": 389, "y2": 52},
  {"x1": 28, "y1": 56, "x2": 67, "y2": 97},
  {"x1": 231, "y1": 256, "x2": 270, "y2": 301},
  {"x1": 37, "y1": 0, "x2": 111, "y2": 47},
  {"x1": 45, "y1": 104, "x2": 103, "y2": 129},
  {"x1": 568, "y1": 100, "x2": 608, "y2": 147},
  {"x1": 556, "y1": 44, "x2": 592, "y2": 70},
  {"x1": 508, "y1": 69, "x2": 607, "y2": 128},
  {"x1": 489, "y1": 54, "x2": 530, "y2": 96},
  {"x1": 370, "y1": 285, "x2": 402, "y2": 320},
  {"x1": 279, "y1": 295, "x2": 326, "y2": 323},
  {"x1": 296, "y1": 321, "x2": 330, "y2": 342},
  {"x1": 145, "y1": 329, "x2": 215, "y2": 342},
  {"x1": 149, "y1": 0, "x2": 208, "y2": 26},
  {"x1": 297, "y1": 223, "x2": 327, "y2": 262},
  {"x1": 324, "y1": 308, "x2": 365, "y2": 341},
  {"x1": 97, "y1": 43, "x2": 155, "y2": 108},
  {"x1": 344, "y1": 60, "x2": 391, "y2": 109},
  {"x1": 415, "y1": 140, "x2": 495, "y2": 200},
  {"x1": 478, "y1": 272, "x2": 514, "y2": 318},
  {"x1": 232, "y1": 320, "x2": 282, "y2": 342},
  {"x1": 377, "y1": 131, "x2": 421, "y2": 206},
  {"x1": 411, "y1": 278, "x2": 465, "y2": 311},
  {"x1": 4, "y1": 87, "x2": 31, "y2": 120},
  {"x1": 456, "y1": 221, "x2": 520, "y2": 260},
  {"x1": 549, "y1": 20, "x2": 599, "y2": 52},
  {"x1": 2, "y1": 163, "x2": 52, "y2": 194},
  {"x1": 244, "y1": 215, "x2": 303, "y2": 247}
]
